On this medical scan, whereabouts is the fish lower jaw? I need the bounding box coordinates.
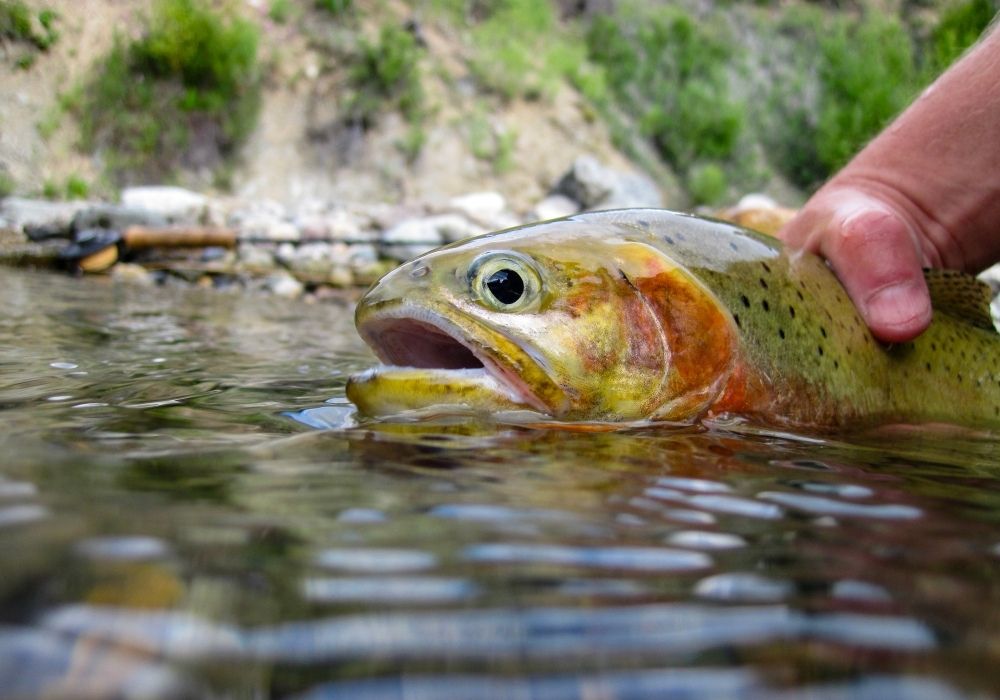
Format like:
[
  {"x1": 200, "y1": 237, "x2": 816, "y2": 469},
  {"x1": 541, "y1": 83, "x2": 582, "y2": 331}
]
[{"x1": 345, "y1": 365, "x2": 545, "y2": 418}]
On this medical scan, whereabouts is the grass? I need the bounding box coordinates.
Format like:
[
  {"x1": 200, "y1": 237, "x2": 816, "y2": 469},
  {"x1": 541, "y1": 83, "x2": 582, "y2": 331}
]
[
  {"x1": 79, "y1": 0, "x2": 260, "y2": 184},
  {"x1": 583, "y1": 3, "x2": 743, "y2": 200},
  {"x1": 0, "y1": 171, "x2": 13, "y2": 198},
  {"x1": 0, "y1": 0, "x2": 58, "y2": 50},
  {"x1": 346, "y1": 23, "x2": 426, "y2": 127}
]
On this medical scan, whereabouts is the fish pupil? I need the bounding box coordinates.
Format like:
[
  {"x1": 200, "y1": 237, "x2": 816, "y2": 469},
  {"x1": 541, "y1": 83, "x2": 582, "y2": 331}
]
[{"x1": 486, "y1": 269, "x2": 524, "y2": 305}]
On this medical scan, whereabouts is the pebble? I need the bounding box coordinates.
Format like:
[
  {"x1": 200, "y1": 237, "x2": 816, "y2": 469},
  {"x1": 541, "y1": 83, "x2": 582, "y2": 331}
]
[{"x1": 120, "y1": 186, "x2": 207, "y2": 224}]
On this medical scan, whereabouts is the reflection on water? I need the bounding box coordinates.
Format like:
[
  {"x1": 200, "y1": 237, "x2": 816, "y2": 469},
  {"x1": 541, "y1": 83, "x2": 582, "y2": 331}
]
[{"x1": 1, "y1": 269, "x2": 1000, "y2": 698}]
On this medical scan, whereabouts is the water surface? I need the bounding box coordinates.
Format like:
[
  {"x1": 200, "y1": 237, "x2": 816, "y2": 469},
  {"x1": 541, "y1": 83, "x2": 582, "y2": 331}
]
[{"x1": 1, "y1": 269, "x2": 999, "y2": 698}]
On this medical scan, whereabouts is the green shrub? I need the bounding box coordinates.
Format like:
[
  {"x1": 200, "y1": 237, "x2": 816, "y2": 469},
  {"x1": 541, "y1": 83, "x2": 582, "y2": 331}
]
[
  {"x1": 689, "y1": 163, "x2": 728, "y2": 205},
  {"x1": 65, "y1": 175, "x2": 89, "y2": 200},
  {"x1": 0, "y1": 0, "x2": 58, "y2": 50},
  {"x1": 268, "y1": 0, "x2": 292, "y2": 24},
  {"x1": 316, "y1": 0, "x2": 352, "y2": 14},
  {"x1": 927, "y1": 0, "x2": 998, "y2": 73},
  {"x1": 585, "y1": 6, "x2": 743, "y2": 175},
  {"x1": 0, "y1": 171, "x2": 13, "y2": 198},
  {"x1": 815, "y1": 13, "x2": 917, "y2": 174},
  {"x1": 348, "y1": 23, "x2": 425, "y2": 126},
  {"x1": 467, "y1": 0, "x2": 587, "y2": 100},
  {"x1": 80, "y1": 0, "x2": 260, "y2": 183}
]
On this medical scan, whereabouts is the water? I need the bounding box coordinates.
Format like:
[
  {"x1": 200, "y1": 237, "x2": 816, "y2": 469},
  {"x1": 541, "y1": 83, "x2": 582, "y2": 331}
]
[{"x1": 1, "y1": 268, "x2": 1000, "y2": 699}]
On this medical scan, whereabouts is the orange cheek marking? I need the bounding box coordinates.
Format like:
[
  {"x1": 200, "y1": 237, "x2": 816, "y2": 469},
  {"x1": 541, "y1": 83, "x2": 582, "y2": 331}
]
[{"x1": 634, "y1": 269, "x2": 736, "y2": 405}]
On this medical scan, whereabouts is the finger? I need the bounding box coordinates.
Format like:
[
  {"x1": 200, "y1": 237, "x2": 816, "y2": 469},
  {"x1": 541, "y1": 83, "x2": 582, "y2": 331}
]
[{"x1": 820, "y1": 208, "x2": 932, "y2": 343}]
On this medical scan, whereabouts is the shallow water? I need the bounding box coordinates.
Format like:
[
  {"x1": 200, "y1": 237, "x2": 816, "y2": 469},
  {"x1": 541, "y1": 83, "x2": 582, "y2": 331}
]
[{"x1": 1, "y1": 268, "x2": 1000, "y2": 699}]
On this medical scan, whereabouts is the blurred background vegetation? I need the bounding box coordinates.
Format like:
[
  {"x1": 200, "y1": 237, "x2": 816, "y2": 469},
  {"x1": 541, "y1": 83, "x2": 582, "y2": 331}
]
[{"x1": 1, "y1": 0, "x2": 996, "y2": 206}]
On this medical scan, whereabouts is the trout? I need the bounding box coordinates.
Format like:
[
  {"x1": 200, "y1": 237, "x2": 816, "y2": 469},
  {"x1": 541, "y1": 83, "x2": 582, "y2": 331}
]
[{"x1": 346, "y1": 209, "x2": 1000, "y2": 429}]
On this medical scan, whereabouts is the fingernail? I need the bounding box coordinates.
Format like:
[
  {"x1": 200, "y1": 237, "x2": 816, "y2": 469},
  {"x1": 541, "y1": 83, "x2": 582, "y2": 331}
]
[{"x1": 864, "y1": 282, "x2": 932, "y2": 338}]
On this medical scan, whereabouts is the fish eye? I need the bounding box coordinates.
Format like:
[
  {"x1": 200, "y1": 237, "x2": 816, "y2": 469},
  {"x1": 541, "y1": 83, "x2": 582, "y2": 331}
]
[
  {"x1": 469, "y1": 252, "x2": 541, "y2": 312},
  {"x1": 486, "y1": 268, "x2": 524, "y2": 304}
]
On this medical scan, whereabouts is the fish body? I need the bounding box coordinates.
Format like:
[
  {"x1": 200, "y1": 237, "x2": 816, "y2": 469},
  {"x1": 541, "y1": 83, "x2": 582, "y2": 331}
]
[{"x1": 347, "y1": 209, "x2": 1000, "y2": 429}]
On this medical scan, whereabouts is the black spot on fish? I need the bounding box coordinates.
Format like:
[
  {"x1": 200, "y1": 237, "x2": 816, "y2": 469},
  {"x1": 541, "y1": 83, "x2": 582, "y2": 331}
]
[
  {"x1": 637, "y1": 219, "x2": 650, "y2": 229},
  {"x1": 759, "y1": 278, "x2": 768, "y2": 289},
  {"x1": 741, "y1": 294, "x2": 750, "y2": 308},
  {"x1": 676, "y1": 232, "x2": 686, "y2": 241},
  {"x1": 788, "y1": 305, "x2": 796, "y2": 319},
  {"x1": 931, "y1": 342, "x2": 937, "y2": 351},
  {"x1": 817, "y1": 346, "x2": 824, "y2": 356},
  {"x1": 797, "y1": 290, "x2": 804, "y2": 301},
  {"x1": 734, "y1": 314, "x2": 742, "y2": 328},
  {"x1": 761, "y1": 262, "x2": 771, "y2": 273},
  {"x1": 834, "y1": 360, "x2": 840, "y2": 369},
  {"x1": 778, "y1": 328, "x2": 785, "y2": 339},
  {"x1": 729, "y1": 241, "x2": 739, "y2": 252},
  {"x1": 926, "y1": 362, "x2": 932, "y2": 372},
  {"x1": 820, "y1": 326, "x2": 827, "y2": 338},
  {"x1": 664, "y1": 235, "x2": 675, "y2": 245},
  {"x1": 762, "y1": 300, "x2": 770, "y2": 312}
]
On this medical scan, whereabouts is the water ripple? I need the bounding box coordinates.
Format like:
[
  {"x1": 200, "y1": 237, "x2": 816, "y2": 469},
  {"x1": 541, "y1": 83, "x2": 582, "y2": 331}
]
[
  {"x1": 40, "y1": 602, "x2": 938, "y2": 664},
  {"x1": 694, "y1": 573, "x2": 793, "y2": 602},
  {"x1": 462, "y1": 543, "x2": 712, "y2": 571},
  {"x1": 314, "y1": 549, "x2": 437, "y2": 573},
  {"x1": 757, "y1": 492, "x2": 923, "y2": 520},
  {"x1": 302, "y1": 577, "x2": 477, "y2": 604}
]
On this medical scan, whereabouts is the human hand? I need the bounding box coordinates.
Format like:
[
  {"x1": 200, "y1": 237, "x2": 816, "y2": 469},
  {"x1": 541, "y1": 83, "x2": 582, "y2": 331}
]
[
  {"x1": 779, "y1": 26, "x2": 1000, "y2": 344},
  {"x1": 779, "y1": 185, "x2": 939, "y2": 343}
]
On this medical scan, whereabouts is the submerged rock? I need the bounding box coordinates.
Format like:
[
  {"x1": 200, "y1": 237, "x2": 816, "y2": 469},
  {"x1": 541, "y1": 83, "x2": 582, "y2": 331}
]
[{"x1": 381, "y1": 214, "x2": 484, "y2": 262}]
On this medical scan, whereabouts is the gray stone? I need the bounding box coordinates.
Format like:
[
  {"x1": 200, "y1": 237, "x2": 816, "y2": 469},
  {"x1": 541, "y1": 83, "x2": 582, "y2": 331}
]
[
  {"x1": 555, "y1": 155, "x2": 662, "y2": 210},
  {"x1": 285, "y1": 242, "x2": 337, "y2": 278},
  {"x1": 110, "y1": 263, "x2": 155, "y2": 287},
  {"x1": 381, "y1": 214, "x2": 483, "y2": 261},
  {"x1": 264, "y1": 271, "x2": 305, "y2": 298},
  {"x1": 446, "y1": 191, "x2": 508, "y2": 227},
  {"x1": 530, "y1": 194, "x2": 579, "y2": 221},
  {"x1": 0, "y1": 197, "x2": 90, "y2": 233},
  {"x1": 72, "y1": 205, "x2": 167, "y2": 232},
  {"x1": 120, "y1": 186, "x2": 208, "y2": 224},
  {"x1": 236, "y1": 244, "x2": 276, "y2": 271}
]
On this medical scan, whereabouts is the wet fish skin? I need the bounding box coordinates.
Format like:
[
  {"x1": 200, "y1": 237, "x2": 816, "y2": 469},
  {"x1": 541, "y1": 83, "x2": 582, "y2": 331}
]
[{"x1": 348, "y1": 209, "x2": 1000, "y2": 428}]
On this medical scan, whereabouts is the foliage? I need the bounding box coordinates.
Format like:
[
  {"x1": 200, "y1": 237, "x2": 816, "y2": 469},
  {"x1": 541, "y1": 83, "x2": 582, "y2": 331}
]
[
  {"x1": 689, "y1": 163, "x2": 728, "y2": 205},
  {"x1": 466, "y1": 0, "x2": 588, "y2": 100},
  {"x1": 79, "y1": 0, "x2": 260, "y2": 184},
  {"x1": 927, "y1": 0, "x2": 998, "y2": 73},
  {"x1": 0, "y1": 171, "x2": 13, "y2": 199},
  {"x1": 0, "y1": 0, "x2": 58, "y2": 50},
  {"x1": 815, "y1": 13, "x2": 918, "y2": 174},
  {"x1": 315, "y1": 0, "x2": 352, "y2": 15},
  {"x1": 584, "y1": 4, "x2": 743, "y2": 197},
  {"x1": 347, "y1": 23, "x2": 425, "y2": 127},
  {"x1": 268, "y1": 0, "x2": 293, "y2": 24},
  {"x1": 65, "y1": 174, "x2": 89, "y2": 200}
]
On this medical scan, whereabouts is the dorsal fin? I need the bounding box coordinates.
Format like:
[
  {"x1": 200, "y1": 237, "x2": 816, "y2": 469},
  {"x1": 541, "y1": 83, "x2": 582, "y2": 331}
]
[{"x1": 924, "y1": 269, "x2": 996, "y2": 331}]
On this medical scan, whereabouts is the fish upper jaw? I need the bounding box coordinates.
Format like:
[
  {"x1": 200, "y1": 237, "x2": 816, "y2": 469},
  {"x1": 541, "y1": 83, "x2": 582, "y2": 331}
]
[{"x1": 353, "y1": 301, "x2": 563, "y2": 416}]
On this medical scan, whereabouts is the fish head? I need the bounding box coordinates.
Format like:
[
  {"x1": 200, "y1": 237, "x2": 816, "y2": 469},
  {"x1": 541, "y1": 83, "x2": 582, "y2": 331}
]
[{"x1": 348, "y1": 217, "x2": 739, "y2": 423}]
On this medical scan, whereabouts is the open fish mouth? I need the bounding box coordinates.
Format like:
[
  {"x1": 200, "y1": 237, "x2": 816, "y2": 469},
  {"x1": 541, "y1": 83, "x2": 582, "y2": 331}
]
[{"x1": 347, "y1": 308, "x2": 546, "y2": 417}]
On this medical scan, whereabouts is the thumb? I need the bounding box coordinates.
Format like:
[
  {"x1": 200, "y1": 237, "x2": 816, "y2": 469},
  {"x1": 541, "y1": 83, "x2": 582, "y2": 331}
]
[{"x1": 817, "y1": 206, "x2": 932, "y2": 343}]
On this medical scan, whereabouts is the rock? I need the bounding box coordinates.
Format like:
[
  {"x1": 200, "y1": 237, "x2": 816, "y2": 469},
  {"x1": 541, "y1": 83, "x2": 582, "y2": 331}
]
[
  {"x1": 236, "y1": 243, "x2": 276, "y2": 271},
  {"x1": 0, "y1": 197, "x2": 90, "y2": 234},
  {"x1": 285, "y1": 242, "x2": 336, "y2": 278},
  {"x1": 446, "y1": 191, "x2": 508, "y2": 228},
  {"x1": 72, "y1": 204, "x2": 168, "y2": 232},
  {"x1": 381, "y1": 214, "x2": 484, "y2": 262},
  {"x1": 264, "y1": 271, "x2": 305, "y2": 298},
  {"x1": 530, "y1": 194, "x2": 579, "y2": 221},
  {"x1": 110, "y1": 263, "x2": 155, "y2": 287},
  {"x1": 120, "y1": 187, "x2": 208, "y2": 224},
  {"x1": 265, "y1": 220, "x2": 300, "y2": 242},
  {"x1": 554, "y1": 155, "x2": 662, "y2": 210}
]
